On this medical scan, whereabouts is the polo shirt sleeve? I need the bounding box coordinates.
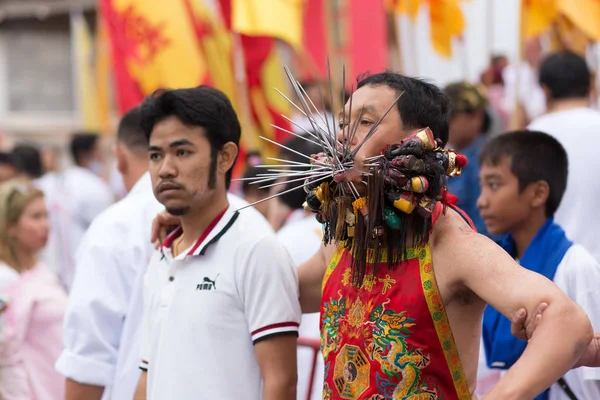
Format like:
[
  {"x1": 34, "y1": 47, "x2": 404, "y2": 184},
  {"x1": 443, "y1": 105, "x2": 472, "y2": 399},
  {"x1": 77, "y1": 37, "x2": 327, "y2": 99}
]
[
  {"x1": 55, "y1": 219, "x2": 133, "y2": 386},
  {"x1": 139, "y1": 252, "x2": 161, "y2": 371},
  {"x1": 238, "y1": 235, "x2": 301, "y2": 344}
]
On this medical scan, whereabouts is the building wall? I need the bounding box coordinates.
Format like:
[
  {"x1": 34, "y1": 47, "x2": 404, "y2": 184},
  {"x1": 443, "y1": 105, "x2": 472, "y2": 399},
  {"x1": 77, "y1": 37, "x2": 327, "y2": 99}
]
[{"x1": 0, "y1": 0, "x2": 98, "y2": 149}]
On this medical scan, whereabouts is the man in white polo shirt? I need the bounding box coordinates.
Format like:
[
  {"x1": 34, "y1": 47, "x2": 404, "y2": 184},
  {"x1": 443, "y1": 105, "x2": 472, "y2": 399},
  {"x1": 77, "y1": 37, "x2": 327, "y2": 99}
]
[{"x1": 134, "y1": 86, "x2": 300, "y2": 400}]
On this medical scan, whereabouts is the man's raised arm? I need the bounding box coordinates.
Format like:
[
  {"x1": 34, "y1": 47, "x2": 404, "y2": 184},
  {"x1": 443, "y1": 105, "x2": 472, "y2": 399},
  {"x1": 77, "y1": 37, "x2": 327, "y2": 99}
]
[{"x1": 434, "y1": 214, "x2": 593, "y2": 399}]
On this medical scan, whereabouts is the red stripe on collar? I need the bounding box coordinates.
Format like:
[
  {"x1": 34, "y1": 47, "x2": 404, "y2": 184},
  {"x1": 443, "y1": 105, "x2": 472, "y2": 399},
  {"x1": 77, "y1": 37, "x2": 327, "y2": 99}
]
[
  {"x1": 186, "y1": 208, "x2": 228, "y2": 256},
  {"x1": 162, "y1": 227, "x2": 183, "y2": 249}
]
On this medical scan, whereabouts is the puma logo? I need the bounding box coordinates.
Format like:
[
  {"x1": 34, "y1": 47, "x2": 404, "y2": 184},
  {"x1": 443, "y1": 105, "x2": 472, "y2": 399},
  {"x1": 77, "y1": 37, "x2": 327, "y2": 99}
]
[{"x1": 196, "y1": 274, "x2": 220, "y2": 291}]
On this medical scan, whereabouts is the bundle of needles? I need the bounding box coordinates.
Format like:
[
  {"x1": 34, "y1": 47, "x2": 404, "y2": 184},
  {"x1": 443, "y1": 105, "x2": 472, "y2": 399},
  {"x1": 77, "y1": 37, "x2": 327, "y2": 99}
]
[{"x1": 235, "y1": 65, "x2": 467, "y2": 286}]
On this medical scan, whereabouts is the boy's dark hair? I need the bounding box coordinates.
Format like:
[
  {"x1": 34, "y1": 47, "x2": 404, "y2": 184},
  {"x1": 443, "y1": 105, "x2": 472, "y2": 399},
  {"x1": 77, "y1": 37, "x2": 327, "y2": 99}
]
[
  {"x1": 140, "y1": 86, "x2": 241, "y2": 189},
  {"x1": 357, "y1": 72, "x2": 450, "y2": 146},
  {"x1": 117, "y1": 106, "x2": 147, "y2": 156},
  {"x1": 539, "y1": 51, "x2": 591, "y2": 100},
  {"x1": 478, "y1": 130, "x2": 568, "y2": 217},
  {"x1": 278, "y1": 134, "x2": 322, "y2": 210},
  {"x1": 70, "y1": 133, "x2": 99, "y2": 166},
  {"x1": 11, "y1": 144, "x2": 44, "y2": 178}
]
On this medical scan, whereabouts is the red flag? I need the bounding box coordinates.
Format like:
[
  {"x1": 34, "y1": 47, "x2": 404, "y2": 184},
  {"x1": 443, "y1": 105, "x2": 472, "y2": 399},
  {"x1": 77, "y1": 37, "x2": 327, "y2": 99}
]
[
  {"x1": 301, "y1": 0, "x2": 328, "y2": 79},
  {"x1": 100, "y1": 0, "x2": 235, "y2": 114},
  {"x1": 350, "y1": 0, "x2": 388, "y2": 76}
]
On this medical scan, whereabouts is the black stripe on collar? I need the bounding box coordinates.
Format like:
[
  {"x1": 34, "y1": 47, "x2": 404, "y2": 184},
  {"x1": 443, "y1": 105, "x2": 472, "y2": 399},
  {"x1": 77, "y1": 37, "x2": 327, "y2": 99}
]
[{"x1": 197, "y1": 211, "x2": 240, "y2": 256}]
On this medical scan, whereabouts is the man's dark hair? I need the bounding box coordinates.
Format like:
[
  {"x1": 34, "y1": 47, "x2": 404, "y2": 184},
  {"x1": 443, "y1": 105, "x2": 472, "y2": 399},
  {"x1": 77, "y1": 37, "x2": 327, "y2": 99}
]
[
  {"x1": 539, "y1": 51, "x2": 591, "y2": 100},
  {"x1": 140, "y1": 86, "x2": 241, "y2": 189},
  {"x1": 357, "y1": 72, "x2": 450, "y2": 146},
  {"x1": 117, "y1": 106, "x2": 147, "y2": 156},
  {"x1": 11, "y1": 144, "x2": 44, "y2": 178},
  {"x1": 278, "y1": 134, "x2": 322, "y2": 210},
  {"x1": 0, "y1": 152, "x2": 18, "y2": 168},
  {"x1": 478, "y1": 130, "x2": 568, "y2": 217},
  {"x1": 70, "y1": 133, "x2": 99, "y2": 166}
]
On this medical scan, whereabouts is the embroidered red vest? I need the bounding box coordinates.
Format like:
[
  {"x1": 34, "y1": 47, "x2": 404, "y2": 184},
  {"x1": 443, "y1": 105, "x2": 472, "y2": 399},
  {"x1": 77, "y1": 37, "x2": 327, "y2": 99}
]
[{"x1": 320, "y1": 241, "x2": 471, "y2": 400}]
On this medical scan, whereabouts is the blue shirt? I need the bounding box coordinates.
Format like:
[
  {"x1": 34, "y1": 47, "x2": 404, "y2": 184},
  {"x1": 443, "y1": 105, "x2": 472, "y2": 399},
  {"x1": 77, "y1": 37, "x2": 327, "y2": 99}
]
[{"x1": 447, "y1": 136, "x2": 489, "y2": 236}]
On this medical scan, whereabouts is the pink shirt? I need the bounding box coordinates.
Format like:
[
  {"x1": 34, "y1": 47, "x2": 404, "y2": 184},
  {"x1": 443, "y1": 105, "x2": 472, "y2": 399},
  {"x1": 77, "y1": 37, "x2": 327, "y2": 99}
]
[{"x1": 0, "y1": 261, "x2": 67, "y2": 399}]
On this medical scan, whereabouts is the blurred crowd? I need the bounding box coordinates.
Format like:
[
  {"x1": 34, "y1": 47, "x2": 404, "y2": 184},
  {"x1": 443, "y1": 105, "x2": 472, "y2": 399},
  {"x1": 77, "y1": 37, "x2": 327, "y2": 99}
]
[{"x1": 0, "y1": 46, "x2": 599, "y2": 400}]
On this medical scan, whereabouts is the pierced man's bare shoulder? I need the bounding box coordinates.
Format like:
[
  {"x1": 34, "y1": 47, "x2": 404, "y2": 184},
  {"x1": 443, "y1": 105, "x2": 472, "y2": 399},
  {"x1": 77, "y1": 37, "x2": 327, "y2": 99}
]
[
  {"x1": 322, "y1": 241, "x2": 338, "y2": 262},
  {"x1": 430, "y1": 207, "x2": 480, "y2": 248},
  {"x1": 428, "y1": 207, "x2": 501, "y2": 291}
]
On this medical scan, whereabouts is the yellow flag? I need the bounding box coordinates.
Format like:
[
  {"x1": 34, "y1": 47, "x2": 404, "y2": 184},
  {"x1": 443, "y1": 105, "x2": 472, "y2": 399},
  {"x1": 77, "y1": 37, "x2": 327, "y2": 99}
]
[
  {"x1": 385, "y1": 0, "x2": 420, "y2": 19},
  {"x1": 184, "y1": 2, "x2": 237, "y2": 107},
  {"x1": 71, "y1": 11, "x2": 100, "y2": 131},
  {"x1": 549, "y1": 15, "x2": 590, "y2": 55},
  {"x1": 232, "y1": 0, "x2": 304, "y2": 49},
  {"x1": 95, "y1": 16, "x2": 113, "y2": 134},
  {"x1": 557, "y1": 0, "x2": 600, "y2": 40},
  {"x1": 521, "y1": 0, "x2": 558, "y2": 39},
  {"x1": 109, "y1": 0, "x2": 211, "y2": 95},
  {"x1": 429, "y1": 0, "x2": 465, "y2": 57},
  {"x1": 387, "y1": 0, "x2": 466, "y2": 57}
]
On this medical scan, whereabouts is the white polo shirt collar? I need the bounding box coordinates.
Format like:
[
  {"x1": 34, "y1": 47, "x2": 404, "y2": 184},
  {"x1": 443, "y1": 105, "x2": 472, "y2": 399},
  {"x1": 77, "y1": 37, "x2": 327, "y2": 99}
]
[{"x1": 159, "y1": 205, "x2": 240, "y2": 261}]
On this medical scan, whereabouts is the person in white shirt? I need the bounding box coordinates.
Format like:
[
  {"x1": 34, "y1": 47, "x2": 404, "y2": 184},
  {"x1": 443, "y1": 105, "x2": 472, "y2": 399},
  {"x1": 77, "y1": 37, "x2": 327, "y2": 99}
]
[
  {"x1": 528, "y1": 50, "x2": 600, "y2": 262},
  {"x1": 134, "y1": 86, "x2": 300, "y2": 400},
  {"x1": 502, "y1": 38, "x2": 547, "y2": 125},
  {"x1": 476, "y1": 131, "x2": 600, "y2": 399},
  {"x1": 55, "y1": 107, "x2": 162, "y2": 400},
  {"x1": 37, "y1": 133, "x2": 114, "y2": 290},
  {"x1": 272, "y1": 134, "x2": 324, "y2": 400}
]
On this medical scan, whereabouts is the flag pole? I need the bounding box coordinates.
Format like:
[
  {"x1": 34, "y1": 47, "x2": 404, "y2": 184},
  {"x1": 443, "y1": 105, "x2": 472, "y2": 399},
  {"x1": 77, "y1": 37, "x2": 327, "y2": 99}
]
[
  {"x1": 487, "y1": 0, "x2": 495, "y2": 60},
  {"x1": 231, "y1": 34, "x2": 260, "y2": 154},
  {"x1": 409, "y1": 14, "x2": 419, "y2": 76},
  {"x1": 323, "y1": 0, "x2": 345, "y2": 115},
  {"x1": 509, "y1": 2, "x2": 526, "y2": 130},
  {"x1": 388, "y1": 11, "x2": 404, "y2": 73}
]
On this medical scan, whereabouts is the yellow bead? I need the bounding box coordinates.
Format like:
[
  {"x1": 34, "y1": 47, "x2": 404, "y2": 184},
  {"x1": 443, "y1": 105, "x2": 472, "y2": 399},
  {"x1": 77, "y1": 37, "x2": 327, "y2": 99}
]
[
  {"x1": 411, "y1": 177, "x2": 424, "y2": 193},
  {"x1": 393, "y1": 194, "x2": 416, "y2": 214}
]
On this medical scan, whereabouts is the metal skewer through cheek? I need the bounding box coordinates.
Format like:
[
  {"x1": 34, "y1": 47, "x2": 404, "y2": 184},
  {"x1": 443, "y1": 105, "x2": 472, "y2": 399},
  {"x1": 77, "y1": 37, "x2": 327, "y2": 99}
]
[
  {"x1": 235, "y1": 63, "x2": 391, "y2": 210},
  {"x1": 257, "y1": 170, "x2": 331, "y2": 190},
  {"x1": 236, "y1": 172, "x2": 331, "y2": 211}
]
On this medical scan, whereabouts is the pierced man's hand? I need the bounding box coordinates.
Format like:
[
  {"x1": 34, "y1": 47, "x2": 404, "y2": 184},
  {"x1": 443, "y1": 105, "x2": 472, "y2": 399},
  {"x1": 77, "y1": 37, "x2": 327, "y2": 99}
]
[
  {"x1": 510, "y1": 302, "x2": 548, "y2": 341},
  {"x1": 151, "y1": 210, "x2": 181, "y2": 249},
  {"x1": 511, "y1": 302, "x2": 600, "y2": 368}
]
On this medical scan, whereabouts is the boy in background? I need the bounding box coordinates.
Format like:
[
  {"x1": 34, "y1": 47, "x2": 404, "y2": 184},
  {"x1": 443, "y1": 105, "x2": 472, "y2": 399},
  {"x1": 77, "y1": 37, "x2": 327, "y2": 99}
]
[{"x1": 477, "y1": 130, "x2": 600, "y2": 399}]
